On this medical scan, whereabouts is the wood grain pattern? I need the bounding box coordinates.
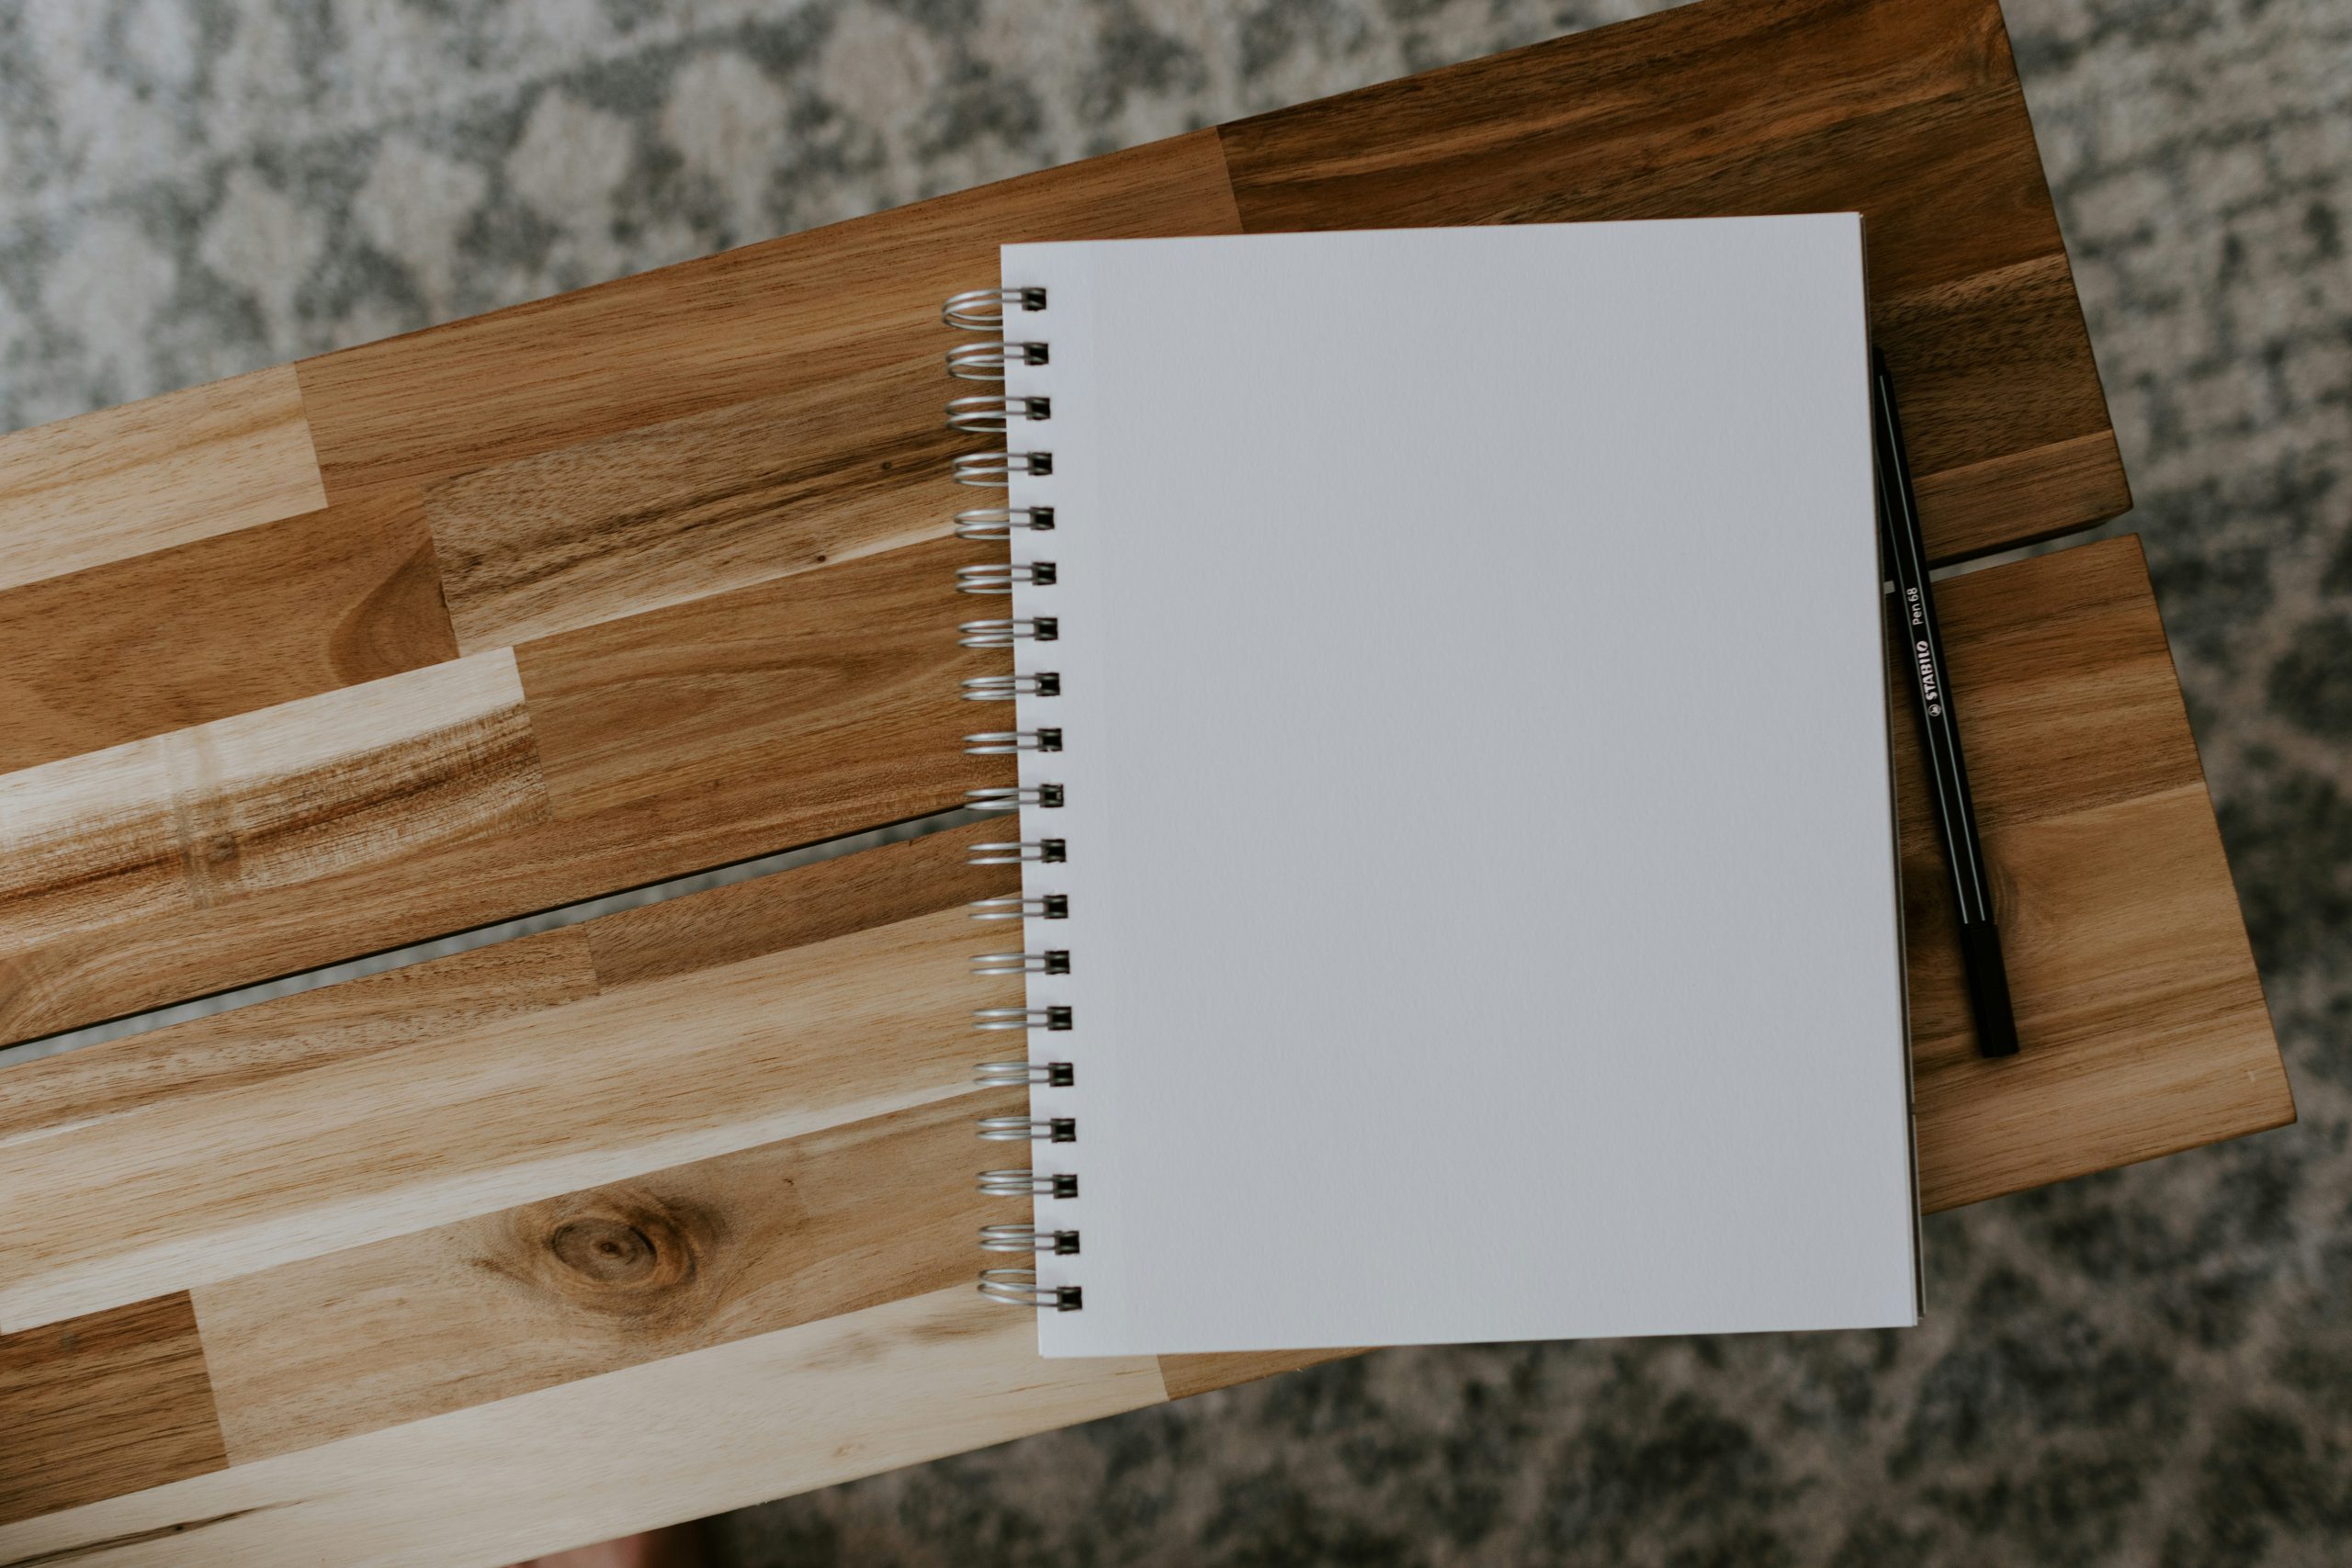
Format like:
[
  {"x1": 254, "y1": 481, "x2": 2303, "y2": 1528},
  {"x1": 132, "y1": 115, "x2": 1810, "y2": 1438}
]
[
  {"x1": 0, "y1": 652, "x2": 546, "y2": 1037},
  {"x1": 0, "y1": 489, "x2": 457, "y2": 776},
  {"x1": 0, "y1": 1289, "x2": 1166, "y2": 1568},
  {"x1": 194, "y1": 1092, "x2": 1011, "y2": 1461},
  {"x1": 0, "y1": 824, "x2": 1010, "y2": 1332},
  {"x1": 1216, "y1": 0, "x2": 2127, "y2": 560},
  {"x1": 0, "y1": 908, "x2": 992, "y2": 1334},
  {"x1": 515, "y1": 533, "x2": 998, "y2": 834},
  {"x1": 0, "y1": 538, "x2": 1006, "y2": 1047},
  {"x1": 0, "y1": 932, "x2": 600, "y2": 1146},
  {"x1": 1902, "y1": 536, "x2": 2291, "y2": 1209},
  {"x1": 0, "y1": 367, "x2": 325, "y2": 593},
  {"x1": 0, "y1": 1295, "x2": 226, "y2": 1526},
  {"x1": 294, "y1": 132, "x2": 1242, "y2": 501},
  {"x1": 425, "y1": 356, "x2": 960, "y2": 653}
]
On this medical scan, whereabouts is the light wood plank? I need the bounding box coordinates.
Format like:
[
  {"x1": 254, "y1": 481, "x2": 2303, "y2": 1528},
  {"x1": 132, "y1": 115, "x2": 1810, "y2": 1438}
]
[
  {"x1": 0, "y1": 907, "x2": 997, "y2": 1334},
  {"x1": 0, "y1": 367, "x2": 325, "y2": 592},
  {"x1": 0, "y1": 824, "x2": 1010, "y2": 1332},
  {"x1": 0, "y1": 1295, "x2": 226, "y2": 1526},
  {"x1": 0, "y1": 489, "x2": 458, "y2": 775},
  {"x1": 195, "y1": 1092, "x2": 1011, "y2": 1461},
  {"x1": 0, "y1": 1289, "x2": 1165, "y2": 1568},
  {"x1": 294, "y1": 132, "x2": 1242, "y2": 500},
  {"x1": 1215, "y1": 0, "x2": 2126, "y2": 560},
  {"x1": 0, "y1": 931, "x2": 600, "y2": 1146}
]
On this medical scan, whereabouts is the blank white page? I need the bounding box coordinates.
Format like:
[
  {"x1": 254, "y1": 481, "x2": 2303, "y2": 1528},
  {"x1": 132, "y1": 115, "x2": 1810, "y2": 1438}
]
[{"x1": 994, "y1": 217, "x2": 1916, "y2": 1357}]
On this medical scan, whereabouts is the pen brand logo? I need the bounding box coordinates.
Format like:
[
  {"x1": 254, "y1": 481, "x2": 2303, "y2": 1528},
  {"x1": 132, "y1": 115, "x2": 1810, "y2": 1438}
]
[{"x1": 1914, "y1": 640, "x2": 1942, "y2": 717}]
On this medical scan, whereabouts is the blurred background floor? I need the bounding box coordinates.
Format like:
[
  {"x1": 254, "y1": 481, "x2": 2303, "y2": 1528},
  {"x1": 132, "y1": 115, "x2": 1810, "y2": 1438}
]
[{"x1": 4, "y1": 1, "x2": 2348, "y2": 1562}]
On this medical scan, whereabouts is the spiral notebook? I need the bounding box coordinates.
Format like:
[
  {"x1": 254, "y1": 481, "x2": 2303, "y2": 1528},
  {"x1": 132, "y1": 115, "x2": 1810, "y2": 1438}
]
[{"x1": 947, "y1": 216, "x2": 1919, "y2": 1358}]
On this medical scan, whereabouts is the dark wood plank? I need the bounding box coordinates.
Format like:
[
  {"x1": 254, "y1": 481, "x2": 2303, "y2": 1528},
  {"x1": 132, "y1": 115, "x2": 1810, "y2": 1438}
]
[
  {"x1": 1902, "y1": 536, "x2": 2290, "y2": 1209},
  {"x1": 0, "y1": 489, "x2": 457, "y2": 776},
  {"x1": 424, "y1": 356, "x2": 961, "y2": 654},
  {"x1": 0, "y1": 1295, "x2": 227, "y2": 1526},
  {"x1": 582, "y1": 818, "x2": 1008, "y2": 992},
  {"x1": 515, "y1": 533, "x2": 1003, "y2": 840},
  {"x1": 294, "y1": 131, "x2": 1243, "y2": 501},
  {"x1": 1216, "y1": 0, "x2": 2126, "y2": 560},
  {"x1": 1160, "y1": 1348, "x2": 1368, "y2": 1402}
]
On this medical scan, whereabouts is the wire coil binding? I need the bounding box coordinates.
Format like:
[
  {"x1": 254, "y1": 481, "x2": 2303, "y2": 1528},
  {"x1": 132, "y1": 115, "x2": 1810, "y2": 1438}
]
[
  {"x1": 948, "y1": 341, "x2": 1049, "y2": 380},
  {"x1": 980, "y1": 1224, "x2": 1080, "y2": 1254},
  {"x1": 955, "y1": 506, "x2": 1056, "y2": 541},
  {"x1": 959, "y1": 616, "x2": 1057, "y2": 648},
  {"x1": 979, "y1": 1269, "x2": 1083, "y2": 1311},
  {"x1": 950, "y1": 279, "x2": 1079, "y2": 1313}
]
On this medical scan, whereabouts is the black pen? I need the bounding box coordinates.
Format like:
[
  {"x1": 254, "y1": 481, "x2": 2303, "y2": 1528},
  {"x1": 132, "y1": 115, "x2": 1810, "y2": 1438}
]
[{"x1": 1871, "y1": 348, "x2": 2019, "y2": 1059}]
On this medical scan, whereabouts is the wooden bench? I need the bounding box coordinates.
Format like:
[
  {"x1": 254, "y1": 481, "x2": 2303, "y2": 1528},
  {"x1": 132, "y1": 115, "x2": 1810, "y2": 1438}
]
[{"x1": 0, "y1": 0, "x2": 2290, "y2": 1561}]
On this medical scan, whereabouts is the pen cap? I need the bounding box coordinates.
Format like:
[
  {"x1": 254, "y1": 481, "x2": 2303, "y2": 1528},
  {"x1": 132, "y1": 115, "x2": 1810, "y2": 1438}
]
[{"x1": 1960, "y1": 922, "x2": 2021, "y2": 1058}]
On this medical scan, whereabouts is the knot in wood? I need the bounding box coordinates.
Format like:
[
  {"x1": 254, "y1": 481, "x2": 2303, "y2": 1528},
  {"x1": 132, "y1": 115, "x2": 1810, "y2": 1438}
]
[{"x1": 540, "y1": 1201, "x2": 696, "y2": 1299}]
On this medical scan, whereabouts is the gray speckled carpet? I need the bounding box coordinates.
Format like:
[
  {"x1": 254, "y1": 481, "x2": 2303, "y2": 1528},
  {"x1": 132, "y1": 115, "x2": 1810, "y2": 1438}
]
[{"x1": 5, "y1": 1, "x2": 2349, "y2": 1562}]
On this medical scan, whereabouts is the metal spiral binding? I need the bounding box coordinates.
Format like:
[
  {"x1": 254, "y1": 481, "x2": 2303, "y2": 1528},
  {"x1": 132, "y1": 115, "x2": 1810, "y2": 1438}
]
[
  {"x1": 980, "y1": 1224, "x2": 1080, "y2": 1254},
  {"x1": 975, "y1": 1059, "x2": 1074, "y2": 1086},
  {"x1": 959, "y1": 616, "x2": 1057, "y2": 648},
  {"x1": 955, "y1": 507, "x2": 1056, "y2": 541},
  {"x1": 979, "y1": 1169, "x2": 1078, "y2": 1197},
  {"x1": 979, "y1": 1269, "x2": 1083, "y2": 1310},
  {"x1": 948, "y1": 341, "x2": 1049, "y2": 380},
  {"x1": 947, "y1": 281, "x2": 1080, "y2": 1314},
  {"x1": 964, "y1": 728, "x2": 1060, "y2": 754},
  {"x1": 969, "y1": 895, "x2": 1069, "y2": 921},
  {"x1": 967, "y1": 784, "x2": 1063, "y2": 813},
  {"x1": 963, "y1": 673, "x2": 1060, "y2": 700}
]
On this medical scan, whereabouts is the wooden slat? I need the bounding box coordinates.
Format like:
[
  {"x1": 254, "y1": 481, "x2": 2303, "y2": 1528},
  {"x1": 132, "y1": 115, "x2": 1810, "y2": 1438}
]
[
  {"x1": 514, "y1": 534, "x2": 988, "y2": 829},
  {"x1": 0, "y1": 652, "x2": 540, "y2": 951},
  {"x1": 1903, "y1": 536, "x2": 2290, "y2": 1209},
  {"x1": 0, "y1": 490, "x2": 457, "y2": 775},
  {"x1": 0, "y1": 1295, "x2": 227, "y2": 1526},
  {"x1": 0, "y1": 1289, "x2": 1165, "y2": 1568},
  {"x1": 0, "y1": 934, "x2": 601, "y2": 1145},
  {"x1": 0, "y1": 541, "x2": 1007, "y2": 1046},
  {"x1": 0, "y1": 824, "x2": 1010, "y2": 1332},
  {"x1": 193, "y1": 1093, "x2": 1009, "y2": 1462},
  {"x1": 293, "y1": 132, "x2": 1242, "y2": 502},
  {"x1": 1215, "y1": 0, "x2": 2127, "y2": 560},
  {"x1": 0, "y1": 367, "x2": 325, "y2": 593}
]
